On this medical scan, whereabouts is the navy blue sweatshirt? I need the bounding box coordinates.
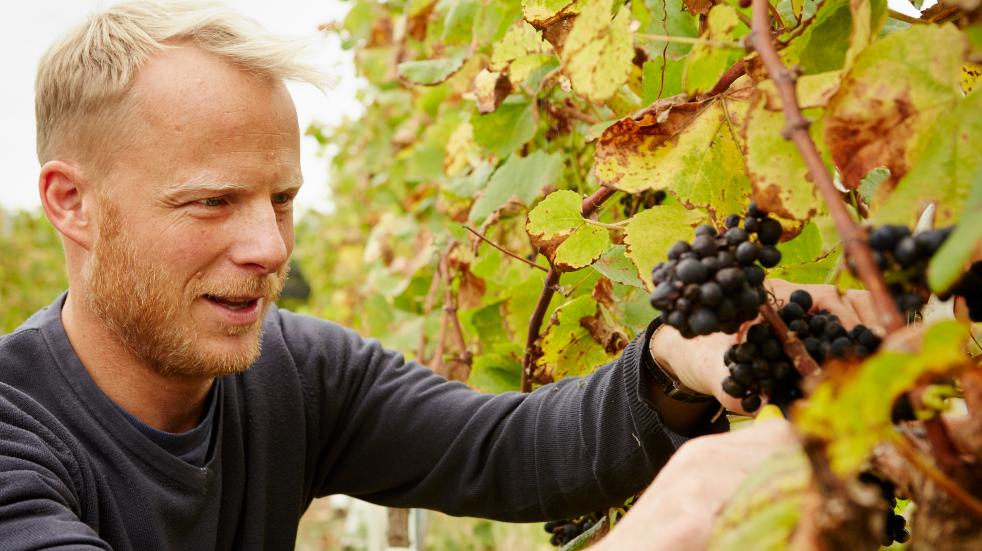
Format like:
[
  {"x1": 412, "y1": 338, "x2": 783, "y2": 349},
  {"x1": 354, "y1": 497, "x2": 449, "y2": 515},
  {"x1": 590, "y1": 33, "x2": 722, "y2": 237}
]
[{"x1": 0, "y1": 294, "x2": 712, "y2": 550}]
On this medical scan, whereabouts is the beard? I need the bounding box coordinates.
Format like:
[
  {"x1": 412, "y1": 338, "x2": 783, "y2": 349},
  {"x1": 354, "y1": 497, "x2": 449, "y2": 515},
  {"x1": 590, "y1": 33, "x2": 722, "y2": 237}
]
[{"x1": 84, "y1": 206, "x2": 287, "y2": 378}]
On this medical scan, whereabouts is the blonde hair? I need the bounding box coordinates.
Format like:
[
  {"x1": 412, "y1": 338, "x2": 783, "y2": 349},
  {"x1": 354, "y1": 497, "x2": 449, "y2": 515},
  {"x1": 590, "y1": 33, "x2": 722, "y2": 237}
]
[{"x1": 35, "y1": 0, "x2": 327, "y2": 166}]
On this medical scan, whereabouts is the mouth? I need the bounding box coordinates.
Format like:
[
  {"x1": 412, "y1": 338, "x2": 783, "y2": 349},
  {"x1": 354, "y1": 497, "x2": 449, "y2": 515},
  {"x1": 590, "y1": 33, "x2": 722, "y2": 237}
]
[{"x1": 203, "y1": 294, "x2": 261, "y2": 311}]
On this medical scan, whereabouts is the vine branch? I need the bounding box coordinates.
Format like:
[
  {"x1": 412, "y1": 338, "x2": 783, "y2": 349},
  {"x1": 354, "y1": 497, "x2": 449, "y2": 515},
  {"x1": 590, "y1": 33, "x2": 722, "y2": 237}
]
[
  {"x1": 464, "y1": 225, "x2": 548, "y2": 272},
  {"x1": 749, "y1": 0, "x2": 969, "y2": 506},
  {"x1": 759, "y1": 302, "x2": 820, "y2": 376},
  {"x1": 700, "y1": 59, "x2": 747, "y2": 99},
  {"x1": 748, "y1": 0, "x2": 904, "y2": 333},
  {"x1": 520, "y1": 186, "x2": 618, "y2": 392}
]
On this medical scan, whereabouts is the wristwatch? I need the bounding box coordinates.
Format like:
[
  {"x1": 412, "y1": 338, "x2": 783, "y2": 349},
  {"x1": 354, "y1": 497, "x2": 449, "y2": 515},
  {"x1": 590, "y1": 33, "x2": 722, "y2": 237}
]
[{"x1": 642, "y1": 317, "x2": 716, "y2": 403}]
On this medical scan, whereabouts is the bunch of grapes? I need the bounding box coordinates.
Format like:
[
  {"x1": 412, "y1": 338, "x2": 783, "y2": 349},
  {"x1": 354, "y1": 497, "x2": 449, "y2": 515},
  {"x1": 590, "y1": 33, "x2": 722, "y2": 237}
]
[
  {"x1": 543, "y1": 511, "x2": 604, "y2": 547},
  {"x1": 649, "y1": 204, "x2": 783, "y2": 337},
  {"x1": 859, "y1": 471, "x2": 911, "y2": 545},
  {"x1": 862, "y1": 225, "x2": 953, "y2": 316},
  {"x1": 619, "y1": 189, "x2": 667, "y2": 217},
  {"x1": 720, "y1": 290, "x2": 882, "y2": 412}
]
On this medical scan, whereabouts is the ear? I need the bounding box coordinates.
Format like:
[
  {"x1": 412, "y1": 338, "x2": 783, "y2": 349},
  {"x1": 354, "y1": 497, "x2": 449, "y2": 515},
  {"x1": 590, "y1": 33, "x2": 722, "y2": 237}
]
[{"x1": 39, "y1": 161, "x2": 96, "y2": 250}]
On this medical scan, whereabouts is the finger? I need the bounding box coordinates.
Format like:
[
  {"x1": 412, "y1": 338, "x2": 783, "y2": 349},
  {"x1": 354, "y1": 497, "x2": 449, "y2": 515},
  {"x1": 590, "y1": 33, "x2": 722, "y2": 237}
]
[
  {"x1": 806, "y1": 285, "x2": 862, "y2": 327},
  {"x1": 845, "y1": 289, "x2": 883, "y2": 333}
]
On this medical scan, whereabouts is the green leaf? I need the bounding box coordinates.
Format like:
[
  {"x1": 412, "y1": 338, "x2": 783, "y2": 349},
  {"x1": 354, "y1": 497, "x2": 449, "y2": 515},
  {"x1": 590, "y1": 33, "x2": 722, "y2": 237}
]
[
  {"x1": 824, "y1": 24, "x2": 966, "y2": 190},
  {"x1": 928, "y1": 166, "x2": 982, "y2": 293},
  {"x1": 526, "y1": 190, "x2": 610, "y2": 270},
  {"x1": 491, "y1": 21, "x2": 553, "y2": 69},
  {"x1": 467, "y1": 353, "x2": 522, "y2": 393},
  {"x1": 709, "y1": 450, "x2": 810, "y2": 551},
  {"x1": 595, "y1": 98, "x2": 751, "y2": 221},
  {"x1": 561, "y1": 0, "x2": 634, "y2": 102},
  {"x1": 442, "y1": 0, "x2": 480, "y2": 45},
  {"x1": 471, "y1": 98, "x2": 538, "y2": 159},
  {"x1": 538, "y1": 295, "x2": 617, "y2": 378},
  {"x1": 554, "y1": 223, "x2": 611, "y2": 270},
  {"x1": 642, "y1": 57, "x2": 684, "y2": 104},
  {"x1": 635, "y1": 0, "x2": 698, "y2": 58},
  {"x1": 397, "y1": 49, "x2": 469, "y2": 85},
  {"x1": 796, "y1": 321, "x2": 972, "y2": 476},
  {"x1": 683, "y1": 5, "x2": 743, "y2": 96},
  {"x1": 856, "y1": 166, "x2": 889, "y2": 204},
  {"x1": 623, "y1": 205, "x2": 708, "y2": 291},
  {"x1": 527, "y1": 189, "x2": 584, "y2": 238},
  {"x1": 874, "y1": 88, "x2": 982, "y2": 228},
  {"x1": 523, "y1": 0, "x2": 578, "y2": 25},
  {"x1": 592, "y1": 245, "x2": 646, "y2": 288},
  {"x1": 744, "y1": 97, "x2": 829, "y2": 223},
  {"x1": 469, "y1": 151, "x2": 566, "y2": 224}
]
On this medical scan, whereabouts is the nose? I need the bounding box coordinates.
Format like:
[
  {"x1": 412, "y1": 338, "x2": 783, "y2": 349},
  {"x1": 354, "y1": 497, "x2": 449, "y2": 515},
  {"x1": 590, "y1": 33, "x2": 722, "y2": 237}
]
[{"x1": 230, "y1": 202, "x2": 291, "y2": 275}]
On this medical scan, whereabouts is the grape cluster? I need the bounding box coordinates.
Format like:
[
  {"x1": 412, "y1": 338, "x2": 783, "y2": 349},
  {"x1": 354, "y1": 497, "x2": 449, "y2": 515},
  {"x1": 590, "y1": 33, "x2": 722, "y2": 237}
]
[
  {"x1": 862, "y1": 225, "x2": 954, "y2": 316},
  {"x1": 649, "y1": 204, "x2": 783, "y2": 337},
  {"x1": 720, "y1": 290, "x2": 882, "y2": 411},
  {"x1": 859, "y1": 472, "x2": 911, "y2": 546},
  {"x1": 944, "y1": 260, "x2": 982, "y2": 322},
  {"x1": 543, "y1": 512, "x2": 603, "y2": 547},
  {"x1": 619, "y1": 189, "x2": 666, "y2": 217}
]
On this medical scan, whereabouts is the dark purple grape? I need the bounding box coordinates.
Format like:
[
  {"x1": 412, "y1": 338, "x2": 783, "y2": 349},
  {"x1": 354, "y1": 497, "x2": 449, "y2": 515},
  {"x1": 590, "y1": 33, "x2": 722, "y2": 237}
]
[
  {"x1": 717, "y1": 251, "x2": 736, "y2": 268},
  {"x1": 914, "y1": 228, "x2": 950, "y2": 254},
  {"x1": 734, "y1": 342, "x2": 757, "y2": 363},
  {"x1": 752, "y1": 358, "x2": 770, "y2": 378},
  {"x1": 747, "y1": 323, "x2": 770, "y2": 344},
  {"x1": 803, "y1": 337, "x2": 821, "y2": 358},
  {"x1": 735, "y1": 241, "x2": 759, "y2": 265},
  {"x1": 725, "y1": 227, "x2": 749, "y2": 246},
  {"x1": 809, "y1": 314, "x2": 828, "y2": 333},
  {"x1": 717, "y1": 299, "x2": 736, "y2": 321},
  {"x1": 747, "y1": 202, "x2": 764, "y2": 218},
  {"x1": 675, "y1": 297, "x2": 693, "y2": 313},
  {"x1": 668, "y1": 241, "x2": 690, "y2": 260},
  {"x1": 650, "y1": 281, "x2": 677, "y2": 309},
  {"x1": 761, "y1": 339, "x2": 783, "y2": 360},
  {"x1": 758, "y1": 246, "x2": 781, "y2": 268},
  {"x1": 689, "y1": 308, "x2": 719, "y2": 335},
  {"x1": 676, "y1": 258, "x2": 709, "y2": 284},
  {"x1": 869, "y1": 225, "x2": 903, "y2": 251},
  {"x1": 830, "y1": 336, "x2": 851, "y2": 357},
  {"x1": 691, "y1": 234, "x2": 718, "y2": 257},
  {"x1": 731, "y1": 363, "x2": 755, "y2": 386},
  {"x1": 724, "y1": 214, "x2": 741, "y2": 228},
  {"x1": 699, "y1": 282, "x2": 723, "y2": 306},
  {"x1": 741, "y1": 394, "x2": 761, "y2": 412},
  {"x1": 893, "y1": 237, "x2": 920, "y2": 268},
  {"x1": 716, "y1": 267, "x2": 745, "y2": 291},
  {"x1": 789, "y1": 289, "x2": 813, "y2": 311},
  {"x1": 722, "y1": 377, "x2": 747, "y2": 397},
  {"x1": 757, "y1": 218, "x2": 783, "y2": 245},
  {"x1": 772, "y1": 362, "x2": 794, "y2": 381},
  {"x1": 744, "y1": 216, "x2": 760, "y2": 234},
  {"x1": 665, "y1": 310, "x2": 686, "y2": 329},
  {"x1": 788, "y1": 319, "x2": 810, "y2": 336},
  {"x1": 743, "y1": 265, "x2": 765, "y2": 286},
  {"x1": 700, "y1": 256, "x2": 721, "y2": 273},
  {"x1": 780, "y1": 302, "x2": 805, "y2": 322},
  {"x1": 683, "y1": 283, "x2": 701, "y2": 301},
  {"x1": 733, "y1": 286, "x2": 762, "y2": 311},
  {"x1": 695, "y1": 224, "x2": 717, "y2": 237},
  {"x1": 859, "y1": 330, "x2": 881, "y2": 350},
  {"x1": 824, "y1": 322, "x2": 847, "y2": 340}
]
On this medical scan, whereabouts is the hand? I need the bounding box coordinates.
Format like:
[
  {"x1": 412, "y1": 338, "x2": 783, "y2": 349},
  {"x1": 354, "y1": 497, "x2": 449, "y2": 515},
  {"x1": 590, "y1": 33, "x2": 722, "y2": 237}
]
[
  {"x1": 651, "y1": 279, "x2": 879, "y2": 414},
  {"x1": 593, "y1": 420, "x2": 799, "y2": 551}
]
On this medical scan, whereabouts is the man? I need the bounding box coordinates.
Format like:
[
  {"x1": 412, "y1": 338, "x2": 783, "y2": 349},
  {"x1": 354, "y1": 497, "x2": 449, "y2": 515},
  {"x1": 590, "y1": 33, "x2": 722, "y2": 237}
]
[{"x1": 0, "y1": 2, "x2": 879, "y2": 549}]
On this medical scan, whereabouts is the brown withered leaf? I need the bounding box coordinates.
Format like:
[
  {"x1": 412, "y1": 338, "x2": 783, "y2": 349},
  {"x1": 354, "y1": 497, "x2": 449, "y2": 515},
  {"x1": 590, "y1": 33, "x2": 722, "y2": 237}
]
[
  {"x1": 580, "y1": 307, "x2": 629, "y2": 354},
  {"x1": 474, "y1": 69, "x2": 513, "y2": 114},
  {"x1": 684, "y1": 0, "x2": 715, "y2": 16},
  {"x1": 457, "y1": 268, "x2": 487, "y2": 309},
  {"x1": 523, "y1": 0, "x2": 581, "y2": 55}
]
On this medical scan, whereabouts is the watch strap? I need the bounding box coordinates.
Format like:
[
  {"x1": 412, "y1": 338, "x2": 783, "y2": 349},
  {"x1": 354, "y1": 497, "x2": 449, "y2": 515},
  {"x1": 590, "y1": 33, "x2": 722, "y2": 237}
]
[{"x1": 642, "y1": 317, "x2": 716, "y2": 404}]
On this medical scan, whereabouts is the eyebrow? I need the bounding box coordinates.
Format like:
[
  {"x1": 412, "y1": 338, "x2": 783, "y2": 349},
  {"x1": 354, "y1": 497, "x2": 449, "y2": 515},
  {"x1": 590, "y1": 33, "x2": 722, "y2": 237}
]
[{"x1": 161, "y1": 176, "x2": 304, "y2": 201}]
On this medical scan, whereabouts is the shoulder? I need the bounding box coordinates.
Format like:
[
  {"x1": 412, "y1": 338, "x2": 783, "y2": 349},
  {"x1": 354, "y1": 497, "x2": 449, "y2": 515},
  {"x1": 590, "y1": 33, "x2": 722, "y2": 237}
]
[{"x1": 262, "y1": 306, "x2": 384, "y2": 367}]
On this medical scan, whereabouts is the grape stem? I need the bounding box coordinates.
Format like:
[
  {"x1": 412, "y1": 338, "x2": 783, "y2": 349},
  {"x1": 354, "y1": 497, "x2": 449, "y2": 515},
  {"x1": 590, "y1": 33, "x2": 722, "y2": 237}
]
[
  {"x1": 635, "y1": 33, "x2": 745, "y2": 50},
  {"x1": 759, "y1": 302, "x2": 820, "y2": 376},
  {"x1": 432, "y1": 246, "x2": 472, "y2": 381},
  {"x1": 698, "y1": 59, "x2": 747, "y2": 99},
  {"x1": 521, "y1": 186, "x2": 617, "y2": 392}
]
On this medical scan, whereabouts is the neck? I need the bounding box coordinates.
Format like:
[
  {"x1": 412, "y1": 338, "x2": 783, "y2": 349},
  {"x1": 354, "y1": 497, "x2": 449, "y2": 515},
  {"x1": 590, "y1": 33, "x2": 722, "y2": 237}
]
[{"x1": 62, "y1": 291, "x2": 213, "y2": 433}]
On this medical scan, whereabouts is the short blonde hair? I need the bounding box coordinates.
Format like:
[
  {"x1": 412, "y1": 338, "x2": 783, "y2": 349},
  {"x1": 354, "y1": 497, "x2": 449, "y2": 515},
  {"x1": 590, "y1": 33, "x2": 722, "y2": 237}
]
[{"x1": 35, "y1": 0, "x2": 327, "y2": 166}]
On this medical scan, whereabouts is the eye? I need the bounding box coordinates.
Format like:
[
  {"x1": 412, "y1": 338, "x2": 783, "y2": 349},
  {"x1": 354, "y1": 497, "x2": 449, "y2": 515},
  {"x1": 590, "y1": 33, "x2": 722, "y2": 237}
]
[
  {"x1": 272, "y1": 192, "x2": 294, "y2": 205},
  {"x1": 198, "y1": 197, "x2": 227, "y2": 207}
]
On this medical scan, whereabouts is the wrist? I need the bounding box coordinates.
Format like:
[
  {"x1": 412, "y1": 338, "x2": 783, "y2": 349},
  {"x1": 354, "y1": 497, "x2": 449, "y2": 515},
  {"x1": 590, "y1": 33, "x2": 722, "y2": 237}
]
[{"x1": 648, "y1": 323, "x2": 711, "y2": 398}]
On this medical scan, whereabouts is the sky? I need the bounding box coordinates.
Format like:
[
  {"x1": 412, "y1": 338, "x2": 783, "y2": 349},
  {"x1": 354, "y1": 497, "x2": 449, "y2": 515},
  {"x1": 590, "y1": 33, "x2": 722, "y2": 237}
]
[
  {"x1": 0, "y1": 0, "x2": 358, "y2": 214},
  {"x1": 0, "y1": 1, "x2": 929, "y2": 214}
]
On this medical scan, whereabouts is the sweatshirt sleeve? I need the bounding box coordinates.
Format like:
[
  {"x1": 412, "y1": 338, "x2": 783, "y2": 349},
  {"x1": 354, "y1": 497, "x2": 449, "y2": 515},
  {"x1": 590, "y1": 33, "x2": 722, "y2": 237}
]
[
  {"x1": 0, "y1": 383, "x2": 111, "y2": 550},
  {"x1": 281, "y1": 311, "x2": 726, "y2": 522}
]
